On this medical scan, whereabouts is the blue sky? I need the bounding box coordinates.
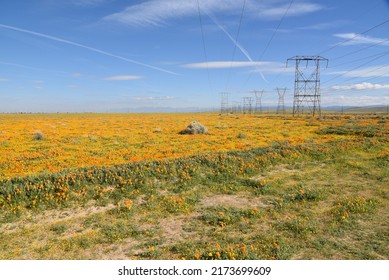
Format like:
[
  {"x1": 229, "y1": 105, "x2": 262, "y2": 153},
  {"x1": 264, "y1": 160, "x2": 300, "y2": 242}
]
[{"x1": 0, "y1": 0, "x2": 388, "y2": 112}]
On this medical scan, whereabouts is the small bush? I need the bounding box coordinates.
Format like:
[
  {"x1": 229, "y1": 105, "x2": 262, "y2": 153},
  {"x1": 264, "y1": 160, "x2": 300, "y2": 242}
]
[
  {"x1": 50, "y1": 224, "x2": 67, "y2": 234},
  {"x1": 283, "y1": 183, "x2": 320, "y2": 202},
  {"x1": 332, "y1": 196, "x2": 377, "y2": 223},
  {"x1": 33, "y1": 130, "x2": 44, "y2": 140},
  {"x1": 237, "y1": 133, "x2": 247, "y2": 139},
  {"x1": 280, "y1": 216, "x2": 317, "y2": 237},
  {"x1": 316, "y1": 125, "x2": 381, "y2": 137},
  {"x1": 241, "y1": 178, "x2": 270, "y2": 195}
]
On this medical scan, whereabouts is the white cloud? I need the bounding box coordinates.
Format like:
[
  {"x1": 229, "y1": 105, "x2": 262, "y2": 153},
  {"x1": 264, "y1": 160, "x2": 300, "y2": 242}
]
[
  {"x1": 330, "y1": 82, "x2": 389, "y2": 91},
  {"x1": 332, "y1": 65, "x2": 389, "y2": 78},
  {"x1": 103, "y1": 0, "x2": 235, "y2": 26},
  {"x1": 182, "y1": 60, "x2": 293, "y2": 77},
  {"x1": 0, "y1": 77, "x2": 9, "y2": 82},
  {"x1": 250, "y1": 62, "x2": 293, "y2": 74},
  {"x1": 334, "y1": 33, "x2": 389, "y2": 46},
  {"x1": 134, "y1": 96, "x2": 176, "y2": 101},
  {"x1": 182, "y1": 61, "x2": 269, "y2": 69},
  {"x1": 31, "y1": 80, "x2": 45, "y2": 83},
  {"x1": 103, "y1": 0, "x2": 324, "y2": 27},
  {"x1": 259, "y1": 2, "x2": 323, "y2": 18},
  {"x1": 104, "y1": 75, "x2": 143, "y2": 81},
  {"x1": 322, "y1": 94, "x2": 389, "y2": 106}
]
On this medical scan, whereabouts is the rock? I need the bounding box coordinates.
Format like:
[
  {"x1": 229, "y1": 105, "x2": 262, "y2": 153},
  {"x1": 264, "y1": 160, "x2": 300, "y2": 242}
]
[{"x1": 179, "y1": 121, "x2": 208, "y2": 135}]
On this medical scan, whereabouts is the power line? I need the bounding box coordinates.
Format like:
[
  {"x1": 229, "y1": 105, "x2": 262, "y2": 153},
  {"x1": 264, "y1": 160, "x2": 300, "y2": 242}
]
[
  {"x1": 330, "y1": 38, "x2": 389, "y2": 62},
  {"x1": 322, "y1": 51, "x2": 389, "y2": 86},
  {"x1": 360, "y1": 65, "x2": 389, "y2": 83},
  {"x1": 258, "y1": 0, "x2": 294, "y2": 61},
  {"x1": 244, "y1": 0, "x2": 294, "y2": 87},
  {"x1": 197, "y1": 0, "x2": 212, "y2": 91},
  {"x1": 318, "y1": 18, "x2": 389, "y2": 90},
  {"x1": 329, "y1": 50, "x2": 389, "y2": 68},
  {"x1": 322, "y1": 63, "x2": 389, "y2": 92},
  {"x1": 318, "y1": 18, "x2": 389, "y2": 55},
  {"x1": 225, "y1": 0, "x2": 247, "y2": 91}
]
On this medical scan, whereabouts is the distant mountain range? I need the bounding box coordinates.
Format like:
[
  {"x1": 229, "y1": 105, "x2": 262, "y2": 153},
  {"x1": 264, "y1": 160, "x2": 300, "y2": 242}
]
[
  {"x1": 108, "y1": 107, "x2": 212, "y2": 113},
  {"x1": 2, "y1": 105, "x2": 388, "y2": 114},
  {"x1": 107, "y1": 105, "x2": 389, "y2": 114},
  {"x1": 324, "y1": 105, "x2": 388, "y2": 113}
]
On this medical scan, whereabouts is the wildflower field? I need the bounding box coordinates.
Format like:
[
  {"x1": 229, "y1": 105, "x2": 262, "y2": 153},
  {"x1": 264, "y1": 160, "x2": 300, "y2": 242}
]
[{"x1": 0, "y1": 113, "x2": 388, "y2": 259}]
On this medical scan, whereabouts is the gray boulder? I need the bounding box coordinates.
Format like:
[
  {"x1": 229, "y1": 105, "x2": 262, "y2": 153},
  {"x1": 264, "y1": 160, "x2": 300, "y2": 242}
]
[{"x1": 179, "y1": 121, "x2": 208, "y2": 135}]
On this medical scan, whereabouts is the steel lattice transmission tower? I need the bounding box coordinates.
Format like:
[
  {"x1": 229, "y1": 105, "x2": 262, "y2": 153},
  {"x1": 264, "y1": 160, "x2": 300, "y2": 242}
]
[
  {"x1": 231, "y1": 101, "x2": 241, "y2": 114},
  {"x1": 220, "y1": 92, "x2": 230, "y2": 114},
  {"x1": 287, "y1": 56, "x2": 328, "y2": 116},
  {"x1": 242, "y1": 97, "x2": 254, "y2": 114},
  {"x1": 276, "y1": 87, "x2": 287, "y2": 114},
  {"x1": 251, "y1": 90, "x2": 264, "y2": 114}
]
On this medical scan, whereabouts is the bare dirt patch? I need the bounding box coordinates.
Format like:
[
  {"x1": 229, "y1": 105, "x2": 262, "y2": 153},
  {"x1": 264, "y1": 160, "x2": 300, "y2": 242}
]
[
  {"x1": 254, "y1": 164, "x2": 301, "y2": 178},
  {"x1": 200, "y1": 195, "x2": 268, "y2": 208},
  {"x1": 159, "y1": 216, "x2": 186, "y2": 241},
  {"x1": 0, "y1": 203, "x2": 116, "y2": 233},
  {"x1": 158, "y1": 214, "x2": 199, "y2": 243}
]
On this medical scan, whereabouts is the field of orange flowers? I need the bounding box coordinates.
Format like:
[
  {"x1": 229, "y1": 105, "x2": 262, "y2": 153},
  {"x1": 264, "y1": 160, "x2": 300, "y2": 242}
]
[
  {"x1": 0, "y1": 112, "x2": 377, "y2": 180},
  {"x1": 0, "y1": 113, "x2": 388, "y2": 260}
]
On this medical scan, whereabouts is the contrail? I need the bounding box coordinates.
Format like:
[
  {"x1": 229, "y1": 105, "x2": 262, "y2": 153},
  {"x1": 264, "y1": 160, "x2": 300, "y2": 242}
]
[
  {"x1": 0, "y1": 60, "x2": 68, "y2": 74},
  {"x1": 205, "y1": 13, "x2": 268, "y2": 82},
  {"x1": 0, "y1": 23, "x2": 179, "y2": 75},
  {"x1": 207, "y1": 13, "x2": 252, "y2": 60}
]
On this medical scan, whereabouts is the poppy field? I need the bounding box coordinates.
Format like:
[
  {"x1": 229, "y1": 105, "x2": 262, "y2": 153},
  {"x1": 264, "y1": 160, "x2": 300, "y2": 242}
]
[
  {"x1": 0, "y1": 113, "x2": 388, "y2": 259},
  {"x1": 0, "y1": 112, "x2": 348, "y2": 179}
]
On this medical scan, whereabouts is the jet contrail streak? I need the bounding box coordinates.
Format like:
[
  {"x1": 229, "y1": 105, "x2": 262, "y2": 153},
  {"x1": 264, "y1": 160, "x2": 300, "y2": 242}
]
[
  {"x1": 205, "y1": 13, "x2": 268, "y2": 83},
  {"x1": 207, "y1": 14, "x2": 252, "y2": 60},
  {"x1": 0, "y1": 23, "x2": 179, "y2": 75}
]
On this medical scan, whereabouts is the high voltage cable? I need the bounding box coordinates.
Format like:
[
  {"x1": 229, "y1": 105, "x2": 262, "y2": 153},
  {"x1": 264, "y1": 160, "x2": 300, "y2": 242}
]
[
  {"x1": 318, "y1": 18, "x2": 389, "y2": 91},
  {"x1": 252, "y1": 0, "x2": 295, "y2": 90},
  {"x1": 225, "y1": 0, "x2": 247, "y2": 91},
  {"x1": 329, "y1": 50, "x2": 389, "y2": 68},
  {"x1": 258, "y1": 0, "x2": 294, "y2": 61},
  {"x1": 349, "y1": 67, "x2": 389, "y2": 88},
  {"x1": 296, "y1": 3, "x2": 388, "y2": 100},
  {"x1": 197, "y1": 0, "x2": 212, "y2": 91},
  {"x1": 322, "y1": 51, "x2": 389, "y2": 86},
  {"x1": 318, "y1": 18, "x2": 389, "y2": 55},
  {"x1": 361, "y1": 65, "x2": 389, "y2": 82},
  {"x1": 244, "y1": 0, "x2": 294, "y2": 87},
  {"x1": 323, "y1": 63, "x2": 389, "y2": 90},
  {"x1": 321, "y1": 65, "x2": 389, "y2": 95},
  {"x1": 330, "y1": 38, "x2": 389, "y2": 61}
]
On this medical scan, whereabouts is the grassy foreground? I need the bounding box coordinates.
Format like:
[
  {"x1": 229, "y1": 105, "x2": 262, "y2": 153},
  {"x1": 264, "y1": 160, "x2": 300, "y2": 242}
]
[{"x1": 0, "y1": 115, "x2": 388, "y2": 259}]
